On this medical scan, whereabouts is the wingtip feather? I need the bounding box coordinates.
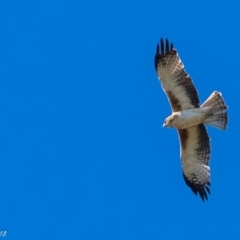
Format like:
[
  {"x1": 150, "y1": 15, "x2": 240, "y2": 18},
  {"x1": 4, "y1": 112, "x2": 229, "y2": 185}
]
[
  {"x1": 165, "y1": 39, "x2": 169, "y2": 52},
  {"x1": 183, "y1": 173, "x2": 210, "y2": 202}
]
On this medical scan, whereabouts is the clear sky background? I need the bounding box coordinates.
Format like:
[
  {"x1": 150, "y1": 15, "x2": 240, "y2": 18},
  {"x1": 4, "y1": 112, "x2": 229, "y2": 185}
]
[{"x1": 0, "y1": 0, "x2": 239, "y2": 239}]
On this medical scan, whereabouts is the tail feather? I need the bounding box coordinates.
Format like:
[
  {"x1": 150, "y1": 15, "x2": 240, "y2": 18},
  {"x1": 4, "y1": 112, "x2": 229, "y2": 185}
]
[{"x1": 201, "y1": 91, "x2": 228, "y2": 130}]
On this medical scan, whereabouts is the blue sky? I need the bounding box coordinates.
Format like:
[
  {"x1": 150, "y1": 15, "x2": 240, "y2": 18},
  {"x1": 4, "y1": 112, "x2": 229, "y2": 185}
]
[{"x1": 0, "y1": 0, "x2": 239, "y2": 239}]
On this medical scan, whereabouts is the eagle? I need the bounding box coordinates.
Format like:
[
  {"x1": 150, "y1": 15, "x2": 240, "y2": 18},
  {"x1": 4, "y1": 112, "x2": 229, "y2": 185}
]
[{"x1": 154, "y1": 38, "x2": 228, "y2": 201}]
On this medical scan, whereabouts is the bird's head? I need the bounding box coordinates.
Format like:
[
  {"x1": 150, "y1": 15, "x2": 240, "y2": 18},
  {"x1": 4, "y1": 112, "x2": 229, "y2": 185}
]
[{"x1": 163, "y1": 115, "x2": 175, "y2": 128}]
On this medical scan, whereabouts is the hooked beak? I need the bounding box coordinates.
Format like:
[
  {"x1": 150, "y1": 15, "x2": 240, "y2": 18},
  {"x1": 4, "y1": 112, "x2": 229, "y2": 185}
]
[{"x1": 163, "y1": 122, "x2": 166, "y2": 128}]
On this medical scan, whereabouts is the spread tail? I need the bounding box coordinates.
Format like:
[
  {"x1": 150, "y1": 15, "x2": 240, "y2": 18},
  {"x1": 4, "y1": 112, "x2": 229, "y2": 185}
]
[{"x1": 201, "y1": 91, "x2": 228, "y2": 130}]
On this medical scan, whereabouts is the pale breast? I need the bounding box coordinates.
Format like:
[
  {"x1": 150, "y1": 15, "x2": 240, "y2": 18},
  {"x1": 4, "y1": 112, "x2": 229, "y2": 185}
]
[{"x1": 173, "y1": 109, "x2": 206, "y2": 129}]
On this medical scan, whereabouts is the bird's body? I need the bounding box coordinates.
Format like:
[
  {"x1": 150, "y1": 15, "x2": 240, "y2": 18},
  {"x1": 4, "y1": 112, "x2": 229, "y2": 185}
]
[
  {"x1": 164, "y1": 108, "x2": 206, "y2": 129},
  {"x1": 154, "y1": 38, "x2": 228, "y2": 201}
]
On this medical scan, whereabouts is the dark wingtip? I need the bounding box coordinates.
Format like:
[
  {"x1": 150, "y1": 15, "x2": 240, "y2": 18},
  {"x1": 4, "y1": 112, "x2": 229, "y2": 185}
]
[
  {"x1": 183, "y1": 173, "x2": 210, "y2": 202},
  {"x1": 154, "y1": 43, "x2": 160, "y2": 71},
  {"x1": 205, "y1": 185, "x2": 211, "y2": 195},
  {"x1": 155, "y1": 38, "x2": 176, "y2": 72},
  {"x1": 165, "y1": 39, "x2": 169, "y2": 52},
  {"x1": 157, "y1": 38, "x2": 175, "y2": 55}
]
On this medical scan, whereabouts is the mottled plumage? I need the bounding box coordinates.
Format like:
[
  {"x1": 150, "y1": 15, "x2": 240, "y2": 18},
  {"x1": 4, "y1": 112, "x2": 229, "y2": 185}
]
[{"x1": 155, "y1": 38, "x2": 228, "y2": 201}]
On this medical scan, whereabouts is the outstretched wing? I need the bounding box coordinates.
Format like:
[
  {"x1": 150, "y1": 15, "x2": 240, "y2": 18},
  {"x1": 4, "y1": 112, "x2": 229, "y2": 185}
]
[
  {"x1": 178, "y1": 124, "x2": 211, "y2": 201},
  {"x1": 155, "y1": 38, "x2": 200, "y2": 112}
]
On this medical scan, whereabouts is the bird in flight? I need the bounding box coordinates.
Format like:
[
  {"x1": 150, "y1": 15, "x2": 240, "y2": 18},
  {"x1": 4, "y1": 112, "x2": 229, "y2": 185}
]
[{"x1": 154, "y1": 38, "x2": 228, "y2": 201}]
